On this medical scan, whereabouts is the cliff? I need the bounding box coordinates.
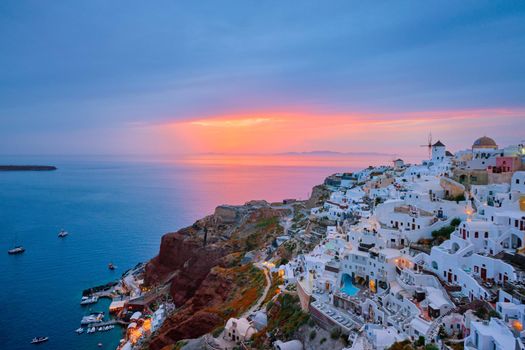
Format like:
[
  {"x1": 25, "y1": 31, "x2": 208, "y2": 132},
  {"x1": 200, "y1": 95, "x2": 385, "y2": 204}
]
[{"x1": 143, "y1": 201, "x2": 290, "y2": 349}]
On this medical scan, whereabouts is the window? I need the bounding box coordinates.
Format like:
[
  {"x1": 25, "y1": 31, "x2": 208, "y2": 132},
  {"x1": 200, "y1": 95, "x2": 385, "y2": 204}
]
[
  {"x1": 475, "y1": 232, "x2": 479, "y2": 238},
  {"x1": 485, "y1": 232, "x2": 489, "y2": 238}
]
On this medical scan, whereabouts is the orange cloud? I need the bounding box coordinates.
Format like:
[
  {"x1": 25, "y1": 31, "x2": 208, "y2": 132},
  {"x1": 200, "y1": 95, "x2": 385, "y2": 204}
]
[{"x1": 147, "y1": 107, "x2": 525, "y2": 156}]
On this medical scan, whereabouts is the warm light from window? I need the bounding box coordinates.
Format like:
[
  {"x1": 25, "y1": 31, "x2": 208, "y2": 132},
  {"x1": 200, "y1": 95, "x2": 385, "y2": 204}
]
[{"x1": 369, "y1": 279, "x2": 376, "y2": 293}]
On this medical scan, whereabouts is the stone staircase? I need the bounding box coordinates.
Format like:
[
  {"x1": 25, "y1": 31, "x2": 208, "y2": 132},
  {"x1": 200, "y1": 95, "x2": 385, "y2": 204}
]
[{"x1": 425, "y1": 308, "x2": 454, "y2": 341}]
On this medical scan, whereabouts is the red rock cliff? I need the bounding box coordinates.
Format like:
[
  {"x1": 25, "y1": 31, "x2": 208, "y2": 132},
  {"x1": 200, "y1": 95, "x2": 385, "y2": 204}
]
[{"x1": 144, "y1": 203, "x2": 289, "y2": 349}]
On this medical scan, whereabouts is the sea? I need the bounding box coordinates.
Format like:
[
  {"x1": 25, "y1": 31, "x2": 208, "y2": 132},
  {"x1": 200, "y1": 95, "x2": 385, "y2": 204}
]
[{"x1": 0, "y1": 154, "x2": 393, "y2": 350}]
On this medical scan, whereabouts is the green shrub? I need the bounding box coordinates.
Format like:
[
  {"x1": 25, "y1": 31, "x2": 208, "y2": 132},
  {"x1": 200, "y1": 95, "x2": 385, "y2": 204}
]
[
  {"x1": 431, "y1": 224, "x2": 456, "y2": 240},
  {"x1": 475, "y1": 307, "x2": 488, "y2": 319},
  {"x1": 266, "y1": 294, "x2": 309, "y2": 339},
  {"x1": 438, "y1": 324, "x2": 447, "y2": 339},
  {"x1": 415, "y1": 335, "x2": 425, "y2": 346},
  {"x1": 450, "y1": 218, "x2": 462, "y2": 227},
  {"x1": 309, "y1": 330, "x2": 316, "y2": 340},
  {"x1": 212, "y1": 326, "x2": 224, "y2": 338},
  {"x1": 330, "y1": 328, "x2": 341, "y2": 340},
  {"x1": 488, "y1": 310, "x2": 500, "y2": 319},
  {"x1": 320, "y1": 338, "x2": 326, "y2": 344},
  {"x1": 279, "y1": 258, "x2": 289, "y2": 266}
]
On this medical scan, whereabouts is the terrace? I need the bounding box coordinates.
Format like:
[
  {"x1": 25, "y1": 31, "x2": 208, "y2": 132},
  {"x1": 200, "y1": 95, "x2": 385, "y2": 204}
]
[
  {"x1": 394, "y1": 205, "x2": 434, "y2": 217},
  {"x1": 502, "y1": 281, "x2": 525, "y2": 304},
  {"x1": 310, "y1": 300, "x2": 364, "y2": 331}
]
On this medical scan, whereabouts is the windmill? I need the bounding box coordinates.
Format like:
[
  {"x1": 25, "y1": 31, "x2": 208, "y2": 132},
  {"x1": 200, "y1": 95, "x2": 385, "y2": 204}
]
[{"x1": 420, "y1": 132, "x2": 433, "y2": 158}]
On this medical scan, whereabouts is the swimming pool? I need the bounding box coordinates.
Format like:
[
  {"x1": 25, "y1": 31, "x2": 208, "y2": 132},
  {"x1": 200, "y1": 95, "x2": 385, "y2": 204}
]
[{"x1": 341, "y1": 274, "x2": 359, "y2": 296}]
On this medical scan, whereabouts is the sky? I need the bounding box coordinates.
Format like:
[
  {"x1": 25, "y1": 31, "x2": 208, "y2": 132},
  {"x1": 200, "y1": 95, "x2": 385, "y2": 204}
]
[{"x1": 1, "y1": 0, "x2": 524, "y2": 158}]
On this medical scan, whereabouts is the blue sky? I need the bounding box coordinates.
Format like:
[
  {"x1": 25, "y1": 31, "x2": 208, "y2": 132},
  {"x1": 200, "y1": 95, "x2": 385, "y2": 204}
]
[{"x1": 1, "y1": 1, "x2": 524, "y2": 155}]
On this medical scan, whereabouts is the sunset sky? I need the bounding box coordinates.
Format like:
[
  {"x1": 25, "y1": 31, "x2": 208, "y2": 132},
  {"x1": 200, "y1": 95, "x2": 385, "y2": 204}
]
[{"x1": 1, "y1": 1, "x2": 524, "y2": 158}]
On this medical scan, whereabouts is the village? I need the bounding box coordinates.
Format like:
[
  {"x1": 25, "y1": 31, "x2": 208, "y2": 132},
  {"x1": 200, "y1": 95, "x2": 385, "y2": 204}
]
[
  {"x1": 78, "y1": 136, "x2": 525, "y2": 350},
  {"x1": 273, "y1": 136, "x2": 525, "y2": 350}
]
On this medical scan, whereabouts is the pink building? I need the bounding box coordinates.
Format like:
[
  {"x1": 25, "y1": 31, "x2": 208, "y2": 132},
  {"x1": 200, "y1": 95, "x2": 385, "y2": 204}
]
[{"x1": 489, "y1": 156, "x2": 522, "y2": 173}]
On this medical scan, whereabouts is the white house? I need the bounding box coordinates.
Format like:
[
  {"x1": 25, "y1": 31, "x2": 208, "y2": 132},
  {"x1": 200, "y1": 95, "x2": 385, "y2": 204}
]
[
  {"x1": 464, "y1": 318, "x2": 520, "y2": 350},
  {"x1": 224, "y1": 317, "x2": 256, "y2": 344}
]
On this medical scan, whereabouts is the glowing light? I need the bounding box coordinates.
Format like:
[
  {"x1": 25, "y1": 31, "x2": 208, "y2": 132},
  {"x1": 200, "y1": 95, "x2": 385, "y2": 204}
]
[
  {"x1": 143, "y1": 319, "x2": 151, "y2": 332},
  {"x1": 369, "y1": 279, "x2": 376, "y2": 293},
  {"x1": 513, "y1": 320, "x2": 523, "y2": 332}
]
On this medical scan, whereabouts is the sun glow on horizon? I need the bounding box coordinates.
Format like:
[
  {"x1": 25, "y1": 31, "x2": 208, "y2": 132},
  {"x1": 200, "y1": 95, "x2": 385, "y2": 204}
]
[
  {"x1": 144, "y1": 108, "x2": 525, "y2": 156},
  {"x1": 189, "y1": 117, "x2": 277, "y2": 127}
]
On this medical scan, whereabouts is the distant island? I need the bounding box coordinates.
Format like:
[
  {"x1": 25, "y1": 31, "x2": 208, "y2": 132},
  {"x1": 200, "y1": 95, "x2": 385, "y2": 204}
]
[{"x1": 0, "y1": 165, "x2": 57, "y2": 171}]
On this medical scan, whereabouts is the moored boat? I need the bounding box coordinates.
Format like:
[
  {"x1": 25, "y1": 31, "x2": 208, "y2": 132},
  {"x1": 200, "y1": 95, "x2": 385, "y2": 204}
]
[
  {"x1": 58, "y1": 229, "x2": 69, "y2": 238},
  {"x1": 80, "y1": 312, "x2": 104, "y2": 325},
  {"x1": 80, "y1": 295, "x2": 99, "y2": 305},
  {"x1": 75, "y1": 327, "x2": 84, "y2": 334},
  {"x1": 108, "y1": 262, "x2": 116, "y2": 270}
]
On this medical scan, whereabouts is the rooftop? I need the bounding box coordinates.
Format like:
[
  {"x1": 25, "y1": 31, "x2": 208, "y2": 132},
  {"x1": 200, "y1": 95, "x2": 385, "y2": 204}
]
[{"x1": 473, "y1": 136, "x2": 498, "y2": 149}]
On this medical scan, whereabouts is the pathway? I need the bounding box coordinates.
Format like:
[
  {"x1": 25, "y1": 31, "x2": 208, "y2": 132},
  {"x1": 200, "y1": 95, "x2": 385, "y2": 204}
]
[{"x1": 242, "y1": 263, "x2": 272, "y2": 317}]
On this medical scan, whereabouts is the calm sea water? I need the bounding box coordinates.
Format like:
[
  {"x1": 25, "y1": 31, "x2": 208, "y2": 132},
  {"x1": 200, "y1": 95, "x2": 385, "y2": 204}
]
[{"x1": 0, "y1": 155, "x2": 387, "y2": 350}]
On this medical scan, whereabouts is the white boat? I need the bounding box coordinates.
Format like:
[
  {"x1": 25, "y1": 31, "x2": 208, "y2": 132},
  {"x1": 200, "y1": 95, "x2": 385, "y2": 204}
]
[
  {"x1": 8, "y1": 246, "x2": 25, "y2": 255},
  {"x1": 75, "y1": 327, "x2": 84, "y2": 334},
  {"x1": 31, "y1": 337, "x2": 49, "y2": 344},
  {"x1": 80, "y1": 312, "x2": 104, "y2": 325},
  {"x1": 58, "y1": 229, "x2": 69, "y2": 238},
  {"x1": 80, "y1": 295, "x2": 98, "y2": 305}
]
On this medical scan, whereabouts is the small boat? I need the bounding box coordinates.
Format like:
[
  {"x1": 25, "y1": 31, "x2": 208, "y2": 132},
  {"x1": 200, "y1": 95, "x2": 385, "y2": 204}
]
[
  {"x1": 98, "y1": 343, "x2": 103, "y2": 347},
  {"x1": 80, "y1": 295, "x2": 99, "y2": 305},
  {"x1": 8, "y1": 246, "x2": 25, "y2": 255},
  {"x1": 80, "y1": 312, "x2": 104, "y2": 325},
  {"x1": 31, "y1": 337, "x2": 49, "y2": 344},
  {"x1": 108, "y1": 263, "x2": 116, "y2": 270},
  {"x1": 75, "y1": 327, "x2": 84, "y2": 334},
  {"x1": 58, "y1": 229, "x2": 69, "y2": 238}
]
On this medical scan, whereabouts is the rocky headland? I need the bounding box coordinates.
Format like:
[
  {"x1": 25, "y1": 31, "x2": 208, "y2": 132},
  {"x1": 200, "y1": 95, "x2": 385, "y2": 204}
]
[
  {"x1": 0, "y1": 165, "x2": 57, "y2": 171},
  {"x1": 143, "y1": 200, "x2": 297, "y2": 350}
]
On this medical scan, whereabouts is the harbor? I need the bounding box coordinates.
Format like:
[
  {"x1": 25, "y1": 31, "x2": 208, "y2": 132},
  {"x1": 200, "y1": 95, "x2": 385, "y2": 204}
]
[{"x1": 75, "y1": 262, "x2": 174, "y2": 349}]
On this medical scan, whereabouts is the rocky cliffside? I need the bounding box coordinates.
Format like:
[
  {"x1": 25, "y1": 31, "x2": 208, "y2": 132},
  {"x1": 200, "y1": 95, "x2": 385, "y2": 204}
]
[
  {"x1": 143, "y1": 201, "x2": 290, "y2": 349},
  {"x1": 305, "y1": 184, "x2": 330, "y2": 209}
]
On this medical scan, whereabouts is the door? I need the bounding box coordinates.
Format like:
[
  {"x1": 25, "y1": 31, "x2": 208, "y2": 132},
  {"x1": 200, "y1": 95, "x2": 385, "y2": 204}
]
[{"x1": 480, "y1": 268, "x2": 487, "y2": 281}]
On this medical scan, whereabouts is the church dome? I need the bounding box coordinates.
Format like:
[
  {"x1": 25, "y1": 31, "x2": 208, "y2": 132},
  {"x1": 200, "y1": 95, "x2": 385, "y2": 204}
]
[{"x1": 472, "y1": 136, "x2": 497, "y2": 149}]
